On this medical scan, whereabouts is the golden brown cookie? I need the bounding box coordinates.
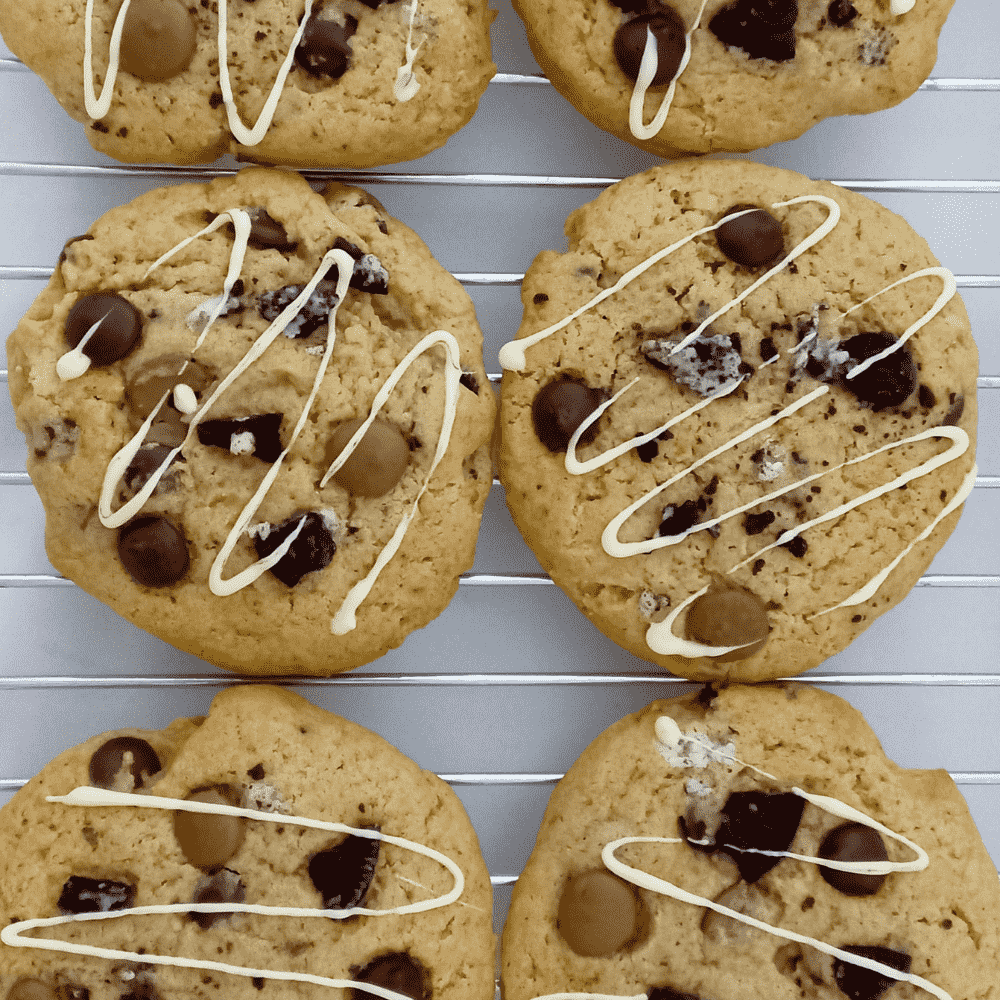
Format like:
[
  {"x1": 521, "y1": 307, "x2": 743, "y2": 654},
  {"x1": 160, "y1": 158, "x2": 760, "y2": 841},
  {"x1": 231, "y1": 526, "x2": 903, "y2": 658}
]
[
  {"x1": 0, "y1": 0, "x2": 496, "y2": 166},
  {"x1": 502, "y1": 684, "x2": 1000, "y2": 1000},
  {"x1": 7, "y1": 167, "x2": 495, "y2": 675},
  {"x1": 0, "y1": 685, "x2": 494, "y2": 1000},
  {"x1": 498, "y1": 159, "x2": 977, "y2": 682},
  {"x1": 509, "y1": 0, "x2": 955, "y2": 158}
]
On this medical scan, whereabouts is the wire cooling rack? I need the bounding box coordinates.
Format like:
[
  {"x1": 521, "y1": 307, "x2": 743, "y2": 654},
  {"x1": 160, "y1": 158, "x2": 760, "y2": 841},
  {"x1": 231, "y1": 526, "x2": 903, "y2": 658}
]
[{"x1": 1, "y1": 0, "x2": 998, "y2": 947}]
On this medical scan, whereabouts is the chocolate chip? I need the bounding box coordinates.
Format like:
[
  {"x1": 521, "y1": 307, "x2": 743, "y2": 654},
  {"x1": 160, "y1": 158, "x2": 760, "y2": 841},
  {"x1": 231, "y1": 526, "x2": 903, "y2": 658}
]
[
  {"x1": 58, "y1": 876, "x2": 136, "y2": 914},
  {"x1": 325, "y1": 418, "x2": 409, "y2": 497},
  {"x1": 190, "y1": 869, "x2": 246, "y2": 928},
  {"x1": 243, "y1": 209, "x2": 297, "y2": 253},
  {"x1": 309, "y1": 829, "x2": 380, "y2": 910},
  {"x1": 119, "y1": 0, "x2": 198, "y2": 80},
  {"x1": 833, "y1": 946, "x2": 911, "y2": 1000},
  {"x1": 819, "y1": 823, "x2": 888, "y2": 896},
  {"x1": 247, "y1": 763, "x2": 266, "y2": 780},
  {"x1": 706, "y1": 791, "x2": 805, "y2": 883},
  {"x1": 684, "y1": 587, "x2": 769, "y2": 661},
  {"x1": 635, "y1": 437, "x2": 659, "y2": 462},
  {"x1": 917, "y1": 383, "x2": 936, "y2": 409},
  {"x1": 752, "y1": 558, "x2": 765, "y2": 575},
  {"x1": 647, "y1": 988, "x2": 702, "y2": 1000},
  {"x1": 351, "y1": 954, "x2": 428, "y2": 1000},
  {"x1": 295, "y1": 7, "x2": 357, "y2": 79},
  {"x1": 174, "y1": 787, "x2": 246, "y2": 871},
  {"x1": 759, "y1": 337, "x2": 778, "y2": 362},
  {"x1": 827, "y1": 0, "x2": 858, "y2": 26},
  {"x1": 716, "y1": 206, "x2": 785, "y2": 268},
  {"x1": 532, "y1": 292, "x2": 549, "y2": 304},
  {"x1": 557, "y1": 869, "x2": 643, "y2": 956},
  {"x1": 781, "y1": 535, "x2": 808, "y2": 558},
  {"x1": 117, "y1": 515, "x2": 190, "y2": 588},
  {"x1": 197, "y1": 413, "x2": 284, "y2": 463},
  {"x1": 838, "y1": 332, "x2": 916, "y2": 410},
  {"x1": 460, "y1": 371, "x2": 480, "y2": 394},
  {"x1": 57, "y1": 233, "x2": 95, "y2": 267},
  {"x1": 943, "y1": 393, "x2": 965, "y2": 425},
  {"x1": 258, "y1": 281, "x2": 341, "y2": 338},
  {"x1": 123, "y1": 444, "x2": 183, "y2": 497},
  {"x1": 658, "y1": 499, "x2": 701, "y2": 536},
  {"x1": 531, "y1": 378, "x2": 606, "y2": 452},
  {"x1": 6, "y1": 982, "x2": 59, "y2": 1000},
  {"x1": 65, "y1": 292, "x2": 143, "y2": 366},
  {"x1": 710, "y1": 0, "x2": 797, "y2": 60},
  {"x1": 89, "y1": 737, "x2": 162, "y2": 791},
  {"x1": 613, "y1": 7, "x2": 687, "y2": 86},
  {"x1": 743, "y1": 510, "x2": 775, "y2": 535},
  {"x1": 253, "y1": 511, "x2": 336, "y2": 587}
]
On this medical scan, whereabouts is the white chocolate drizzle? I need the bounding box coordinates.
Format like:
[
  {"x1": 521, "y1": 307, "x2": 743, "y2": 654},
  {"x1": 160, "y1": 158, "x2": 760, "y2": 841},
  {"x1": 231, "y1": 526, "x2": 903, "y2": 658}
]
[
  {"x1": 628, "y1": 0, "x2": 709, "y2": 141},
  {"x1": 83, "y1": 0, "x2": 420, "y2": 146},
  {"x1": 499, "y1": 196, "x2": 973, "y2": 659},
  {"x1": 1, "y1": 785, "x2": 464, "y2": 1000},
  {"x1": 394, "y1": 0, "x2": 425, "y2": 101},
  {"x1": 95, "y1": 207, "x2": 463, "y2": 636},
  {"x1": 56, "y1": 315, "x2": 106, "y2": 380}
]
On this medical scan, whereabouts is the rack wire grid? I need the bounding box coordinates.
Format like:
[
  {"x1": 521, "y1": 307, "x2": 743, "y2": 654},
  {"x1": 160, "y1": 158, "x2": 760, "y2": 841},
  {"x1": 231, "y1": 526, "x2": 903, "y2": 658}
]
[{"x1": 1, "y1": 0, "x2": 998, "y2": 950}]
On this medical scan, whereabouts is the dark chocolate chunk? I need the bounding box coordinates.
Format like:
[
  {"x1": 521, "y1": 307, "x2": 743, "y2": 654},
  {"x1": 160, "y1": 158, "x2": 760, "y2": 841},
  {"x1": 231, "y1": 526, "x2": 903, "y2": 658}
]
[
  {"x1": 295, "y1": 8, "x2": 357, "y2": 79},
  {"x1": 658, "y1": 498, "x2": 701, "y2": 536},
  {"x1": 838, "y1": 332, "x2": 916, "y2": 410},
  {"x1": 833, "y1": 945, "x2": 911, "y2": 1000},
  {"x1": 531, "y1": 378, "x2": 606, "y2": 452},
  {"x1": 258, "y1": 281, "x2": 341, "y2": 338},
  {"x1": 247, "y1": 209, "x2": 297, "y2": 253},
  {"x1": 351, "y1": 954, "x2": 428, "y2": 1000},
  {"x1": 943, "y1": 394, "x2": 965, "y2": 426},
  {"x1": 190, "y1": 869, "x2": 246, "y2": 928},
  {"x1": 635, "y1": 437, "x2": 659, "y2": 462},
  {"x1": 65, "y1": 292, "x2": 143, "y2": 366},
  {"x1": 309, "y1": 830, "x2": 381, "y2": 911},
  {"x1": 247, "y1": 763, "x2": 266, "y2": 780},
  {"x1": 533, "y1": 292, "x2": 549, "y2": 304},
  {"x1": 460, "y1": 371, "x2": 480, "y2": 394},
  {"x1": 122, "y1": 444, "x2": 182, "y2": 497},
  {"x1": 917, "y1": 383, "x2": 936, "y2": 409},
  {"x1": 759, "y1": 337, "x2": 778, "y2": 362},
  {"x1": 710, "y1": 0, "x2": 798, "y2": 61},
  {"x1": 253, "y1": 511, "x2": 336, "y2": 587},
  {"x1": 716, "y1": 206, "x2": 785, "y2": 268},
  {"x1": 819, "y1": 823, "x2": 888, "y2": 896},
  {"x1": 613, "y1": 7, "x2": 687, "y2": 86},
  {"x1": 648, "y1": 988, "x2": 702, "y2": 1000},
  {"x1": 197, "y1": 413, "x2": 284, "y2": 463},
  {"x1": 695, "y1": 790, "x2": 806, "y2": 883},
  {"x1": 89, "y1": 736, "x2": 162, "y2": 791},
  {"x1": 780, "y1": 535, "x2": 808, "y2": 558},
  {"x1": 58, "y1": 876, "x2": 136, "y2": 914},
  {"x1": 827, "y1": 0, "x2": 858, "y2": 26},
  {"x1": 117, "y1": 515, "x2": 190, "y2": 588},
  {"x1": 743, "y1": 510, "x2": 776, "y2": 535}
]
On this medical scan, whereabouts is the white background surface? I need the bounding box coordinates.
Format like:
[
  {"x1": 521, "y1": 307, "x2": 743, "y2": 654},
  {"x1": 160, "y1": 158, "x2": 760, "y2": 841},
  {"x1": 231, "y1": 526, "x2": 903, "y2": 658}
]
[{"x1": 1, "y1": 0, "x2": 998, "y2": 949}]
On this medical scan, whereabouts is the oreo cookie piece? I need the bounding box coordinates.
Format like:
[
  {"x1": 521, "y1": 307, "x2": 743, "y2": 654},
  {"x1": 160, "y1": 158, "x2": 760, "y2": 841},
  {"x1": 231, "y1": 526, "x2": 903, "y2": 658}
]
[
  {"x1": 498, "y1": 160, "x2": 977, "y2": 683},
  {"x1": 501, "y1": 685, "x2": 1000, "y2": 1000},
  {"x1": 6, "y1": 168, "x2": 495, "y2": 676},
  {"x1": 0, "y1": 686, "x2": 494, "y2": 1000}
]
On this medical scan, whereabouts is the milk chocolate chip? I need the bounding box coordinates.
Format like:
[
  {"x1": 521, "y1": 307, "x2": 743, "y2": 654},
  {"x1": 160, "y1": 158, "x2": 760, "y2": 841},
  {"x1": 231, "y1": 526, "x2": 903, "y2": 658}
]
[
  {"x1": 89, "y1": 736, "x2": 161, "y2": 791},
  {"x1": 296, "y1": 6, "x2": 357, "y2": 79},
  {"x1": 174, "y1": 787, "x2": 247, "y2": 870},
  {"x1": 6, "y1": 981, "x2": 58, "y2": 1000},
  {"x1": 833, "y1": 945, "x2": 911, "y2": 1000},
  {"x1": 309, "y1": 829, "x2": 381, "y2": 909},
  {"x1": 532, "y1": 378, "x2": 606, "y2": 452},
  {"x1": 716, "y1": 206, "x2": 785, "y2": 268},
  {"x1": 117, "y1": 515, "x2": 190, "y2": 588},
  {"x1": 838, "y1": 332, "x2": 916, "y2": 410},
  {"x1": 65, "y1": 292, "x2": 143, "y2": 366},
  {"x1": 120, "y1": 0, "x2": 198, "y2": 81},
  {"x1": 326, "y1": 418, "x2": 409, "y2": 497},
  {"x1": 819, "y1": 823, "x2": 888, "y2": 896},
  {"x1": 351, "y1": 954, "x2": 428, "y2": 1000},
  {"x1": 613, "y1": 7, "x2": 687, "y2": 86},
  {"x1": 557, "y1": 869, "x2": 643, "y2": 956},
  {"x1": 684, "y1": 587, "x2": 769, "y2": 660},
  {"x1": 58, "y1": 875, "x2": 136, "y2": 914},
  {"x1": 253, "y1": 511, "x2": 336, "y2": 587}
]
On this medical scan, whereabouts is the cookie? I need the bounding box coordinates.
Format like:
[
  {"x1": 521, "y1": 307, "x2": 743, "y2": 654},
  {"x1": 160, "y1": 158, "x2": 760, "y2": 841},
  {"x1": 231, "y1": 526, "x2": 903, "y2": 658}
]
[
  {"x1": 508, "y1": 0, "x2": 955, "y2": 158},
  {"x1": 501, "y1": 683, "x2": 1000, "y2": 1000},
  {"x1": 0, "y1": 685, "x2": 494, "y2": 1000},
  {"x1": 0, "y1": 0, "x2": 495, "y2": 167},
  {"x1": 497, "y1": 159, "x2": 978, "y2": 682},
  {"x1": 6, "y1": 167, "x2": 496, "y2": 675}
]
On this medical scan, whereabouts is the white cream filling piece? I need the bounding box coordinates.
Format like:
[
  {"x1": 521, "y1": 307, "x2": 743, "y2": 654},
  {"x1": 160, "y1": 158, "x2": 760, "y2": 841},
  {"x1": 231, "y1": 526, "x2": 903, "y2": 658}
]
[{"x1": 1, "y1": 786, "x2": 465, "y2": 1000}]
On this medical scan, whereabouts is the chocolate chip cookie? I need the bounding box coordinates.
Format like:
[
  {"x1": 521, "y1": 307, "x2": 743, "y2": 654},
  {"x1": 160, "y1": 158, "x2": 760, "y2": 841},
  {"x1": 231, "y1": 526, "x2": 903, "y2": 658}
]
[
  {"x1": 501, "y1": 684, "x2": 1000, "y2": 1000},
  {"x1": 0, "y1": 0, "x2": 495, "y2": 166},
  {"x1": 0, "y1": 685, "x2": 494, "y2": 1000},
  {"x1": 509, "y1": 0, "x2": 956, "y2": 157},
  {"x1": 6, "y1": 167, "x2": 496, "y2": 675},
  {"x1": 498, "y1": 159, "x2": 977, "y2": 682}
]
